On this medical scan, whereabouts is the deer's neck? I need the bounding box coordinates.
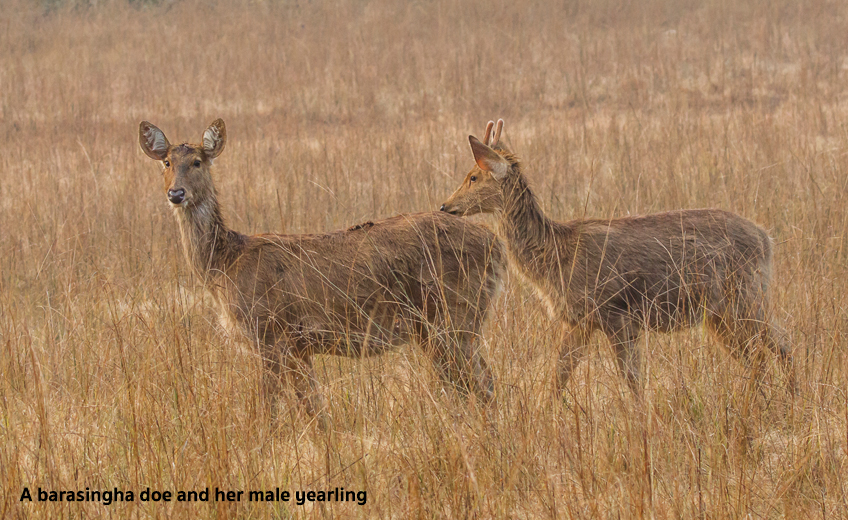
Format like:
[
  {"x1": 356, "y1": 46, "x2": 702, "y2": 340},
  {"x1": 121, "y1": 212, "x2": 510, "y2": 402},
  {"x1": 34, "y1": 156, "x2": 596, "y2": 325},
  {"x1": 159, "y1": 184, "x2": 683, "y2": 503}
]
[
  {"x1": 496, "y1": 168, "x2": 580, "y2": 290},
  {"x1": 496, "y1": 171, "x2": 553, "y2": 256},
  {"x1": 174, "y1": 194, "x2": 242, "y2": 280}
]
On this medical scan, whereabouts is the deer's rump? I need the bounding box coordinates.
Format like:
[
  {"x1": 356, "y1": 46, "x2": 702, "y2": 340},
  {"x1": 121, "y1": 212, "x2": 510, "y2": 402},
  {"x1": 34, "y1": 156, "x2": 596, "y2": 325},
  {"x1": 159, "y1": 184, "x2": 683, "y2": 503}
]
[
  {"x1": 220, "y1": 212, "x2": 504, "y2": 355},
  {"x1": 544, "y1": 209, "x2": 772, "y2": 331}
]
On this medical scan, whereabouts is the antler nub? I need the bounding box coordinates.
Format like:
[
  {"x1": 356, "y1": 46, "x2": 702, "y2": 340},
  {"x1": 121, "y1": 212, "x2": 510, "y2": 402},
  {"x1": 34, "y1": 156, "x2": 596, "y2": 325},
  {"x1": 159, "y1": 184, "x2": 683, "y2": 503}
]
[
  {"x1": 492, "y1": 119, "x2": 504, "y2": 148},
  {"x1": 483, "y1": 121, "x2": 495, "y2": 146}
]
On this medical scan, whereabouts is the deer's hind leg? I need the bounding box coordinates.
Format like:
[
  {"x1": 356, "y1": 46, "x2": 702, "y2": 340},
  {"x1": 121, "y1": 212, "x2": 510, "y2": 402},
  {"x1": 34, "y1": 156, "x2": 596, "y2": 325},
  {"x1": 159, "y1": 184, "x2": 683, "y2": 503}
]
[
  {"x1": 416, "y1": 292, "x2": 496, "y2": 406},
  {"x1": 420, "y1": 325, "x2": 495, "y2": 405},
  {"x1": 458, "y1": 331, "x2": 495, "y2": 404},
  {"x1": 706, "y1": 294, "x2": 794, "y2": 393},
  {"x1": 764, "y1": 320, "x2": 795, "y2": 392},
  {"x1": 281, "y1": 352, "x2": 329, "y2": 430}
]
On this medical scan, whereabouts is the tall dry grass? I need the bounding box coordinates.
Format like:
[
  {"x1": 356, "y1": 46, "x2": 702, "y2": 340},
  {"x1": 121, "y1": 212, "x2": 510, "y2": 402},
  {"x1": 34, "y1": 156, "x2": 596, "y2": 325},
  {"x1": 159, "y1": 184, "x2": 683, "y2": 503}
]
[{"x1": 1, "y1": 0, "x2": 846, "y2": 517}]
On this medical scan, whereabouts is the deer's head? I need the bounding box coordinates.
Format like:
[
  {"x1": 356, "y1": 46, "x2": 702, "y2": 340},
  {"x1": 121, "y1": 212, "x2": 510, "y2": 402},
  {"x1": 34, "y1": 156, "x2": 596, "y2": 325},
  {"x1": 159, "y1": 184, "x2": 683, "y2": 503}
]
[
  {"x1": 138, "y1": 119, "x2": 226, "y2": 208},
  {"x1": 440, "y1": 119, "x2": 515, "y2": 216}
]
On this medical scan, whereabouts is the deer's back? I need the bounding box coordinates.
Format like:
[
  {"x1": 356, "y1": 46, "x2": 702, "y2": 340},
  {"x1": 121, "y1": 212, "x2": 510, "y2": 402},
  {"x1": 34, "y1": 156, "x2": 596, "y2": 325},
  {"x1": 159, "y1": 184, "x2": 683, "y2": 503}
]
[
  {"x1": 534, "y1": 209, "x2": 771, "y2": 330},
  {"x1": 219, "y1": 212, "x2": 504, "y2": 352}
]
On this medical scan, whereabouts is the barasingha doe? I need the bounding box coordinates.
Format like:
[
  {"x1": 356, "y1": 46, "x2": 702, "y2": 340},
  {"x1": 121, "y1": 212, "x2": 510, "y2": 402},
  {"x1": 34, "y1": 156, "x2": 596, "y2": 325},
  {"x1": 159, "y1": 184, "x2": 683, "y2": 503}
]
[
  {"x1": 440, "y1": 119, "x2": 793, "y2": 395},
  {"x1": 139, "y1": 119, "x2": 505, "y2": 429}
]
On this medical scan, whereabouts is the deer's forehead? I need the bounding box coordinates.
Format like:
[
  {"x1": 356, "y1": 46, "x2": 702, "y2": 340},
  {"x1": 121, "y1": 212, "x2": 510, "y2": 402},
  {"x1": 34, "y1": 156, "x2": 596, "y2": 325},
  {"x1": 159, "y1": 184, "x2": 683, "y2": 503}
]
[{"x1": 168, "y1": 144, "x2": 205, "y2": 161}]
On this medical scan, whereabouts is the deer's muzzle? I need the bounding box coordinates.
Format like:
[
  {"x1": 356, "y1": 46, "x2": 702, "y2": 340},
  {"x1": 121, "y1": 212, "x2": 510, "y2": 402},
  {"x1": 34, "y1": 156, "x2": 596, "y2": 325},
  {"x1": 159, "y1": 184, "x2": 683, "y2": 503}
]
[{"x1": 168, "y1": 188, "x2": 186, "y2": 205}]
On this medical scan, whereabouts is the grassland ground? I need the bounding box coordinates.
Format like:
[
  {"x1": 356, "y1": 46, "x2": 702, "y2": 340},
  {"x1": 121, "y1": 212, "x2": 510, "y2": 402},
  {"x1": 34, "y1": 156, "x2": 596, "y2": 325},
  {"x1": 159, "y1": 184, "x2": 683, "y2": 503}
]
[{"x1": 1, "y1": 0, "x2": 847, "y2": 517}]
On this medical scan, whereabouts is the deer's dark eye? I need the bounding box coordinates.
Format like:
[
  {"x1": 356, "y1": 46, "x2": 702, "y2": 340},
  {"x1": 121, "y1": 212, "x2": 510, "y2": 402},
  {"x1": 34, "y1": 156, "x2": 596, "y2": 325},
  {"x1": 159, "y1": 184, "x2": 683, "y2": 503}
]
[
  {"x1": 164, "y1": 160, "x2": 170, "y2": 168},
  {"x1": 470, "y1": 176, "x2": 477, "y2": 182},
  {"x1": 194, "y1": 160, "x2": 201, "y2": 168}
]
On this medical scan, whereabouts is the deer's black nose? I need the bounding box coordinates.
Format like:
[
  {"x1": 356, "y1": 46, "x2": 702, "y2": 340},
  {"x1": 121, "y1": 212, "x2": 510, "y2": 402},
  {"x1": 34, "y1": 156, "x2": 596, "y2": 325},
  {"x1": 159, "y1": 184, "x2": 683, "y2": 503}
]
[
  {"x1": 439, "y1": 204, "x2": 446, "y2": 212},
  {"x1": 168, "y1": 188, "x2": 185, "y2": 204}
]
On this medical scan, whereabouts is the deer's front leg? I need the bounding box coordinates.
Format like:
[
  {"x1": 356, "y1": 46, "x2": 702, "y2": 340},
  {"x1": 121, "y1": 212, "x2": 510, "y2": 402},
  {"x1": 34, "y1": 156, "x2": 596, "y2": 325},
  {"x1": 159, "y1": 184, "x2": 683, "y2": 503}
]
[
  {"x1": 260, "y1": 333, "x2": 330, "y2": 431},
  {"x1": 605, "y1": 318, "x2": 642, "y2": 395},
  {"x1": 556, "y1": 323, "x2": 592, "y2": 393}
]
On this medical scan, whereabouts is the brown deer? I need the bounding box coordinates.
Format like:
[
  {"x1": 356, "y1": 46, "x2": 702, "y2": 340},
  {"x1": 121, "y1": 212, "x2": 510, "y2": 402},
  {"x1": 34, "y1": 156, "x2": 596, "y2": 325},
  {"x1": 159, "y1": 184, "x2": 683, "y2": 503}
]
[
  {"x1": 139, "y1": 119, "x2": 505, "y2": 428},
  {"x1": 440, "y1": 119, "x2": 793, "y2": 395}
]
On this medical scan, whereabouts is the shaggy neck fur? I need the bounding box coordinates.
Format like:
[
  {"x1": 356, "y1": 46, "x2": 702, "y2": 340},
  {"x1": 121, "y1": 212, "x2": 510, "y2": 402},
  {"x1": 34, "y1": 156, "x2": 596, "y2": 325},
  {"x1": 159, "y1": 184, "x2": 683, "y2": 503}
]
[
  {"x1": 494, "y1": 156, "x2": 579, "y2": 317},
  {"x1": 496, "y1": 155, "x2": 559, "y2": 257},
  {"x1": 173, "y1": 191, "x2": 243, "y2": 280}
]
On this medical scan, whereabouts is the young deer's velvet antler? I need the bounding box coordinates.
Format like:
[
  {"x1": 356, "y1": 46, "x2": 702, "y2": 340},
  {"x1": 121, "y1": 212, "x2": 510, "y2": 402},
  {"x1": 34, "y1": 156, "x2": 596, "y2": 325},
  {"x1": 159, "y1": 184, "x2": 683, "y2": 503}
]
[{"x1": 482, "y1": 120, "x2": 495, "y2": 147}]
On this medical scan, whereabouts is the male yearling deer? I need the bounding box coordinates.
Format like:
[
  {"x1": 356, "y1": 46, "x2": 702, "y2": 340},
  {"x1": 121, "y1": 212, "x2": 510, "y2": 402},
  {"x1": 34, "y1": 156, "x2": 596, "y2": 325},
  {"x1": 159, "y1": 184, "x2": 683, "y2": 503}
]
[
  {"x1": 139, "y1": 119, "x2": 505, "y2": 428},
  {"x1": 440, "y1": 119, "x2": 793, "y2": 395}
]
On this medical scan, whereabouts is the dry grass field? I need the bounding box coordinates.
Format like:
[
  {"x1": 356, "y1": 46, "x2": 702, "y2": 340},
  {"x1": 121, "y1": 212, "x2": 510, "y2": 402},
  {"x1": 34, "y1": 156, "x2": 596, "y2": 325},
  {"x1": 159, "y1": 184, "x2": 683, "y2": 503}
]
[{"x1": 1, "y1": 0, "x2": 847, "y2": 517}]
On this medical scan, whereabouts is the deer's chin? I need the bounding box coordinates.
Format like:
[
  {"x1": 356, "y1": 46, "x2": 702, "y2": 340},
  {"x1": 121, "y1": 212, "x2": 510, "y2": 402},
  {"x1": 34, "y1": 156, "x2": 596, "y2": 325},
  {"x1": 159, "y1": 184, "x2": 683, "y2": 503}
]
[{"x1": 169, "y1": 198, "x2": 192, "y2": 209}]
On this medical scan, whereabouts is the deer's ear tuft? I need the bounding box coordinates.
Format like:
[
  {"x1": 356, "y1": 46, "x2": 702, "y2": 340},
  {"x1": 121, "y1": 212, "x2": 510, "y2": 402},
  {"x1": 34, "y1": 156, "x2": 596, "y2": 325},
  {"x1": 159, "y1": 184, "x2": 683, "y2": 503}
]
[
  {"x1": 139, "y1": 121, "x2": 170, "y2": 161},
  {"x1": 202, "y1": 119, "x2": 227, "y2": 159},
  {"x1": 469, "y1": 135, "x2": 509, "y2": 180}
]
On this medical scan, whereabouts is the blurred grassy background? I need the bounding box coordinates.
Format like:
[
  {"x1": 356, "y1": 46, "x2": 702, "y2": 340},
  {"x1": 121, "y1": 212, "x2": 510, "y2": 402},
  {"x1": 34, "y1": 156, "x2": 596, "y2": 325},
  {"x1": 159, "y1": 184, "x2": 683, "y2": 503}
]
[{"x1": 1, "y1": 0, "x2": 846, "y2": 517}]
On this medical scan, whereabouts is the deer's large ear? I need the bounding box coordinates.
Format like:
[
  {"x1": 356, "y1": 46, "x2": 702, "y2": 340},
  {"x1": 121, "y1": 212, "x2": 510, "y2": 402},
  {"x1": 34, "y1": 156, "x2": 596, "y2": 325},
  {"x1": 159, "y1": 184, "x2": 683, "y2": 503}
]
[
  {"x1": 139, "y1": 121, "x2": 170, "y2": 161},
  {"x1": 469, "y1": 135, "x2": 509, "y2": 180},
  {"x1": 202, "y1": 119, "x2": 226, "y2": 159}
]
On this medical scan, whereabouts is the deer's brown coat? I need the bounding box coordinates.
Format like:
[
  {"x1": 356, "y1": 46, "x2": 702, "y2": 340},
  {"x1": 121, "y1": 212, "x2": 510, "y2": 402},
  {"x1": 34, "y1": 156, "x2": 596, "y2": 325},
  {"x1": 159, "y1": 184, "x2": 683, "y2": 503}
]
[
  {"x1": 441, "y1": 120, "x2": 792, "y2": 393},
  {"x1": 140, "y1": 120, "x2": 504, "y2": 426}
]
